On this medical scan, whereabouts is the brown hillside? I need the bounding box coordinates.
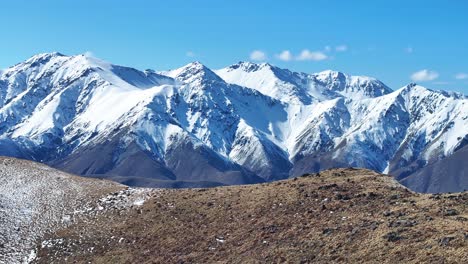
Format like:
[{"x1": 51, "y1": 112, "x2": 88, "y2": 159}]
[{"x1": 35, "y1": 168, "x2": 468, "y2": 263}]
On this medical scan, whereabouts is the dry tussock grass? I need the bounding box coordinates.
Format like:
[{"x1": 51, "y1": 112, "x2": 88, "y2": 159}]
[{"x1": 36, "y1": 168, "x2": 467, "y2": 263}]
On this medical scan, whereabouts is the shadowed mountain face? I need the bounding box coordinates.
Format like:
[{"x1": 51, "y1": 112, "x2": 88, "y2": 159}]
[
  {"x1": 0, "y1": 53, "x2": 467, "y2": 192},
  {"x1": 399, "y1": 145, "x2": 468, "y2": 193}
]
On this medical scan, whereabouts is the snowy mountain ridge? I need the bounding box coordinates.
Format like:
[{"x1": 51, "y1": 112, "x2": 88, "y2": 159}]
[{"x1": 0, "y1": 52, "x2": 467, "y2": 192}]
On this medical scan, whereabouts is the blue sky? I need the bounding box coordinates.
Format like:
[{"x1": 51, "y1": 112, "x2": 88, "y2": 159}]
[{"x1": 1, "y1": 0, "x2": 468, "y2": 93}]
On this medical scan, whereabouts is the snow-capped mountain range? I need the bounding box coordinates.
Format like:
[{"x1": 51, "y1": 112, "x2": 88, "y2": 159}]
[{"x1": 1, "y1": 53, "x2": 467, "y2": 192}]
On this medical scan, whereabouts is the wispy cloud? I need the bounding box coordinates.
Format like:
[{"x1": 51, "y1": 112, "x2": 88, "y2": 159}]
[
  {"x1": 84, "y1": 51, "x2": 94, "y2": 57},
  {"x1": 335, "y1": 45, "x2": 348, "y2": 52},
  {"x1": 186, "y1": 51, "x2": 196, "y2": 57},
  {"x1": 410, "y1": 69, "x2": 439, "y2": 82},
  {"x1": 276, "y1": 50, "x2": 293, "y2": 61},
  {"x1": 296, "y1": 49, "x2": 328, "y2": 61},
  {"x1": 274, "y1": 46, "x2": 345, "y2": 62},
  {"x1": 250, "y1": 50, "x2": 267, "y2": 61},
  {"x1": 455, "y1": 73, "x2": 468, "y2": 80},
  {"x1": 404, "y1": 47, "x2": 413, "y2": 54}
]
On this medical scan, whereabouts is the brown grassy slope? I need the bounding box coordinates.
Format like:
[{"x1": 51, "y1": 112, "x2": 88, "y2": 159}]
[{"x1": 36, "y1": 168, "x2": 468, "y2": 263}]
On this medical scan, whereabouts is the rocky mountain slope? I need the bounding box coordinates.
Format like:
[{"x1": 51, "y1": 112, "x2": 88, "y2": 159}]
[
  {"x1": 0, "y1": 157, "x2": 153, "y2": 263},
  {"x1": 215, "y1": 63, "x2": 468, "y2": 193},
  {"x1": 34, "y1": 167, "x2": 468, "y2": 263},
  {"x1": 0, "y1": 53, "x2": 467, "y2": 192}
]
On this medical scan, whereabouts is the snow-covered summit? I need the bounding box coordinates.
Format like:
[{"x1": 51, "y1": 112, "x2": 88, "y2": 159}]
[
  {"x1": 225, "y1": 61, "x2": 263, "y2": 72},
  {"x1": 215, "y1": 62, "x2": 393, "y2": 103},
  {"x1": 161, "y1": 61, "x2": 224, "y2": 84},
  {"x1": 312, "y1": 69, "x2": 392, "y2": 98},
  {"x1": 24, "y1": 52, "x2": 65, "y2": 63},
  {"x1": 215, "y1": 62, "x2": 312, "y2": 104}
]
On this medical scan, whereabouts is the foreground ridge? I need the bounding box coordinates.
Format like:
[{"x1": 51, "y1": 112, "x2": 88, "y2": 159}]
[{"x1": 32, "y1": 167, "x2": 467, "y2": 263}]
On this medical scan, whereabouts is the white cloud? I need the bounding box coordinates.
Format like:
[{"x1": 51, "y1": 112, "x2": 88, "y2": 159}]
[
  {"x1": 335, "y1": 45, "x2": 348, "y2": 52},
  {"x1": 405, "y1": 47, "x2": 413, "y2": 53},
  {"x1": 276, "y1": 50, "x2": 293, "y2": 61},
  {"x1": 296, "y1": 49, "x2": 328, "y2": 61},
  {"x1": 455, "y1": 73, "x2": 468, "y2": 80},
  {"x1": 250, "y1": 50, "x2": 267, "y2": 61},
  {"x1": 83, "y1": 51, "x2": 94, "y2": 57},
  {"x1": 410, "y1": 69, "x2": 439, "y2": 82},
  {"x1": 186, "y1": 51, "x2": 196, "y2": 57}
]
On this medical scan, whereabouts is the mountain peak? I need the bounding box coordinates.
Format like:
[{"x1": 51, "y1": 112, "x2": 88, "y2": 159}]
[
  {"x1": 399, "y1": 83, "x2": 431, "y2": 94},
  {"x1": 399, "y1": 84, "x2": 466, "y2": 99},
  {"x1": 227, "y1": 61, "x2": 278, "y2": 73},
  {"x1": 314, "y1": 70, "x2": 386, "y2": 84},
  {"x1": 313, "y1": 70, "x2": 392, "y2": 98},
  {"x1": 162, "y1": 61, "x2": 223, "y2": 84},
  {"x1": 314, "y1": 69, "x2": 347, "y2": 80},
  {"x1": 186, "y1": 61, "x2": 204, "y2": 68},
  {"x1": 24, "y1": 52, "x2": 67, "y2": 66},
  {"x1": 227, "y1": 61, "x2": 261, "y2": 72},
  {"x1": 30, "y1": 51, "x2": 65, "y2": 59},
  {"x1": 175, "y1": 61, "x2": 209, "y2": 74}
]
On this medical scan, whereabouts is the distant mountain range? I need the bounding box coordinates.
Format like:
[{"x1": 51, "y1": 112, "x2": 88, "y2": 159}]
[{"x1": 0, "y1": 53, "x2": 466, "y2": 192}]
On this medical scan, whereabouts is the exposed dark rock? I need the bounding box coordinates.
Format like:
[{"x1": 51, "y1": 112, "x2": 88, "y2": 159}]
[
  {"x1": 443, "y1": 209, "x2": 459, "y2": 216},
  {"x1": 383, "y1": 211, "x2": 393, "y2": 217},
  {"x1": 388, "y1": 219, "x2": 417, "y2": 228},
  {"x1": 438, "y1": 236, "x2": 455, "y2": 247},
  {"x1": 383, "y1": 232, "x2": 402, "y2": 242},
  {"x1": 322, "y1": 228, "x2": 334, "y2": 235},
  {"x1": 318, "y1": 184, "x2": 338, "y2": 190}
]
